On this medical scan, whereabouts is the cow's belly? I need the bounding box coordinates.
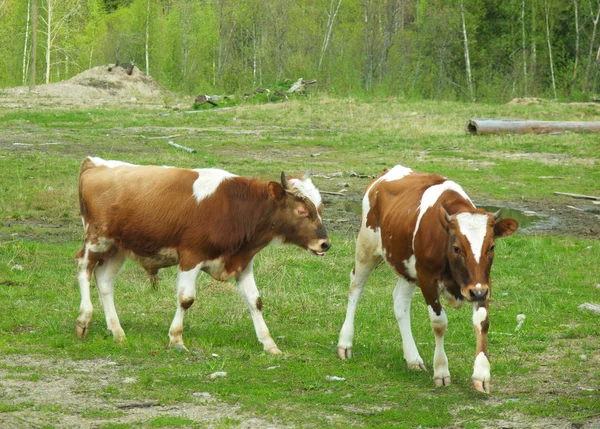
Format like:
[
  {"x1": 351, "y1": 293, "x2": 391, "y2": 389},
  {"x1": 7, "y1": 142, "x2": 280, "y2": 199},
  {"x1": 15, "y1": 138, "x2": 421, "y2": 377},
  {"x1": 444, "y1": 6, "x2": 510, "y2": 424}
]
[
  {"x1": 200, "y1": 258, "x2": 238, "y2": 282},
  {"x1": 131, "y1": 248, "x2": 180, "y2": 273}
]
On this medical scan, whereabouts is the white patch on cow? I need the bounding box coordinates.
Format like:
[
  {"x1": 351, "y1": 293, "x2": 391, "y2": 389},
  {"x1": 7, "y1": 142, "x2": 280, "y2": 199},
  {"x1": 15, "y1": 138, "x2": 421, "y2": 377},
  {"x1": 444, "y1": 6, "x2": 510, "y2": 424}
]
[
  {"x1": 362, "y1": 165, "x2": 413, "y2": 224},
  {"x1": 270, "y1": 237, "x2": 284, "y2": 246},
  {"x1": 403, "y1": 255, "x2": 417, "y2": 279},
  {"x1": 88, "y1": 157, "x2": 137, "y2": 169},
  {"x1": 192, "y1": 168, "x2": 236, "y2": 203},
  {"x1": 288, "y1": 178, "x2": 322, "y2": 219},
  {"x1": 456, "y1": 213, "x2": 489, "y2": 263},
  {"x1": 472, "y1": 305, "x2": 488, "y2": 333},
  {"x1": 472, "y1": 351, "x2": 491, "y2": 381},
  {"x1": 412, "y1": 181, "x2": 474, "y2": 250},
  {"x1": 86, "y1": 237, "x2": 115, "y2": 253},
  {"x1": 382, "y1": 165, "x2": 413, "y2": 182}
]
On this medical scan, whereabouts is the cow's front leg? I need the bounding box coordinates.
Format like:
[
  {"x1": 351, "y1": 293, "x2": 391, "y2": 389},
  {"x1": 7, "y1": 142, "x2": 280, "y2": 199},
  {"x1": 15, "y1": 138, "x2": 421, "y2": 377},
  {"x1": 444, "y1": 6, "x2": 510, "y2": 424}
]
[
  {"x1": 168, "y1": 264, "x2": 200, "y2": 350},
  {"x1": 236, "y1": 261, "x2": 280, "y2": 354},
  {"x1": 472, "y1": 302, "x2": 491, "y2": 393},
  {"x1": 423, "y1": 286, "x2": 450, "y2": 387}
]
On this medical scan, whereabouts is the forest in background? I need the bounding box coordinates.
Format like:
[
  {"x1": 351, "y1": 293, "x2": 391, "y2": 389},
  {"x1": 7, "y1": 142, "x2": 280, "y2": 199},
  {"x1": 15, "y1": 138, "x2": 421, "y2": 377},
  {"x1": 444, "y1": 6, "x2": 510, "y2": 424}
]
[{"x1": 0, "y1": 0, "x2": 598, "y2": 103}]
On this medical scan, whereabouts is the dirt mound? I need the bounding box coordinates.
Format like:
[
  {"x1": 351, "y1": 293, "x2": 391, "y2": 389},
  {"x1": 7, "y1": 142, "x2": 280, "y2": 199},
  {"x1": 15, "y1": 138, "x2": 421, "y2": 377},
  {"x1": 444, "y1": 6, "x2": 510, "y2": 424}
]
[{"x1": 2, "y1": 64, "x2": 176, "y2": 108}]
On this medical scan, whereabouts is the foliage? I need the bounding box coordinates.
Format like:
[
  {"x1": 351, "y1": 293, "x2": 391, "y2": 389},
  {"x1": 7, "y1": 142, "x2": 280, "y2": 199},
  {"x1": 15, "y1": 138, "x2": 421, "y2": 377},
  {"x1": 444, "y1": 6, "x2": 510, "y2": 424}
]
[{"x1": 0, "y1": 0, "x2": 599, "y2": 101}]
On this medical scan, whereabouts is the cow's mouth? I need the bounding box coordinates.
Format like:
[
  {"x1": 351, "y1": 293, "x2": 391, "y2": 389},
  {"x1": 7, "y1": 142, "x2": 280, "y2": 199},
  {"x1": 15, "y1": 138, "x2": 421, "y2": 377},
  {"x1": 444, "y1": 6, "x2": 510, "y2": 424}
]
[{"x1": 310, "y1": 249, "x2": 326, "y2": 257}]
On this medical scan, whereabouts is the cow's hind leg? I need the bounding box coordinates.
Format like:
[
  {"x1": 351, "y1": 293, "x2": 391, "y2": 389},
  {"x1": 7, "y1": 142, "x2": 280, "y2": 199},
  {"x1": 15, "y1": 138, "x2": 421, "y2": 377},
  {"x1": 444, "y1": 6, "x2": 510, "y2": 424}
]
[
  {"x1": 168, "y1": 265, "x2": 200, "y2": 350},
  {"x1": 76, "y1": 245, "x2": 100, "y2": 339},
  {"x1": 94, "y1": 249, "x2": 127, "y2": 342},
  {"x1": 337, "y1": 228, "x2": 382, "y2": 360},
  {"x1": 393, "y1": 278, "x2": 426, "y2": 371},
  {"x1": 236, "y1": 262, "x2": 280, "y2": 354}
]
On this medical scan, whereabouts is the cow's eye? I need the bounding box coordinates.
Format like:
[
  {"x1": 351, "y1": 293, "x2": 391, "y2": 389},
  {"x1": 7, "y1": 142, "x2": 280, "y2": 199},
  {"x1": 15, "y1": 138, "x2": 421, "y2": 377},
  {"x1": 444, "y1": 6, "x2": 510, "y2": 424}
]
[
  {"x1": 489, "y1": 245, "x2": 495, "y2": 253},
  {"x1": 296, "y1": 207, "x2": 309, "y2": 217},
  {"x1": 453, "y1": 246, "x2": 461, "y2": 255}
]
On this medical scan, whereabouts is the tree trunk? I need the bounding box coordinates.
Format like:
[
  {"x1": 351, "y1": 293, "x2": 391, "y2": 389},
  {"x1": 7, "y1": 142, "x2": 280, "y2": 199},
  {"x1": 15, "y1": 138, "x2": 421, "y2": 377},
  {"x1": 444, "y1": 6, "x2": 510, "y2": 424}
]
[
  {"x1": 45, "y1": 0, "x2": 52, "y2": 84},
  {"x1": 319, "y1": 0, "x2": 343, "y2": 70},
  {"x1": 544, "y1": 0, "x2": 557, "y2": 99},
  {"x1": 145, "y1": 0, "x2": 150, "y2": 75},
  {"x1": 460, "y1": 0, "x2": 475, "y2": 101},
  {"x1": 29, "y1": 0, "x2": 38, "y2": 91},
  {"x1": 584, "y1": 0, "x2": 600, "y2": 90},
  {"x1": 22, "y1": 0, "x2": 32, "y2": 85},
  {"x1": 573, "y1": 0, "x2": 579, "y2": 82},
  {"x1": 522, "y1": 0, "x2": 527, "y2": 95}
]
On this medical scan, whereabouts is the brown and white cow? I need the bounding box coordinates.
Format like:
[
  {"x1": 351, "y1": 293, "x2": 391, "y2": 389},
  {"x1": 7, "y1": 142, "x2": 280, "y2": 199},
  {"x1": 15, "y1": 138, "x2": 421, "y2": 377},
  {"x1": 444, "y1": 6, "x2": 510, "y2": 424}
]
[
  {"x1": 337, "y1": 165, "x2": 518, "y2": 393},
  {"x1": 76, "y1": 156, "x2": 331, "y2": 353}
]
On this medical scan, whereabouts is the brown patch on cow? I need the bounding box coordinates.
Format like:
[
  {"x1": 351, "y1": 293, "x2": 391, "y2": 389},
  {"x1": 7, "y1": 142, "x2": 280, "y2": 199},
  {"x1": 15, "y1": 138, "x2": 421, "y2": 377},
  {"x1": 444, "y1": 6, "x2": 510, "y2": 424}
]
[
  {"x1": 180, "y1": 298, "x2": 194, "y2": 310},
  {"x1": 256, "y1": 297, "x2": 263, "y2": 312},
  {"x1": 480, "y1": 318, "x2": 490, "y2": 334}
]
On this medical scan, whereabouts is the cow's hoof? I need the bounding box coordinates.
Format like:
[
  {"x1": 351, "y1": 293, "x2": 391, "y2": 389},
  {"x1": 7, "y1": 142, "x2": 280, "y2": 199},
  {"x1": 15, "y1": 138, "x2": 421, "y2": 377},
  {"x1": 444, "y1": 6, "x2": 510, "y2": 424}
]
[
  {"x1": 76, "y1": 323, "x2": 89, "y2": 339},
  {"x1": 112, "y1": 330, "x2": 126, "y2": 344},
  {"x1": 170, "y1": 344, "x2": 189, "y2": 352},
  {"x1": 266, "y1": 346, "x2": 282, "y2": 355},
  {"x1": 337, "y1": 347, "x2": 352, "y2": 360},
  {"x1": 473, "y1": 378, "x2": 490, "y2": 394},
  {"x1": 434, "y1": 376, "x2": 451, "y2": 387},
  {"x1": 407, "y1": 361, "x2": 426, "y2": 371}
]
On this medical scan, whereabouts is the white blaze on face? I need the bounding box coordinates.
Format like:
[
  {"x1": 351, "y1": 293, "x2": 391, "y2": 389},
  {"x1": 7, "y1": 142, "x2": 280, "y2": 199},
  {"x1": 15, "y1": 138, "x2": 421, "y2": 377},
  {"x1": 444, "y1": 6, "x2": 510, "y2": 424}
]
[
  {"x1": 88, "y1": 157, "x2": 138, "y2": 168},
  {"x1": 363, "y1": 165, "x2": 413, "y2": 225},
  {"x1": 412, "y1": 180, "x2": 474, "y2": 250},
  {"x1": 288, "y1": 178, "x2": 322, "y2": 220},
  {"x1": 192, "y1": 168, "x2": 236, "y2": 203},
  {"x1": 456, "y1": 213, "x2": 489, "y2": 263}
]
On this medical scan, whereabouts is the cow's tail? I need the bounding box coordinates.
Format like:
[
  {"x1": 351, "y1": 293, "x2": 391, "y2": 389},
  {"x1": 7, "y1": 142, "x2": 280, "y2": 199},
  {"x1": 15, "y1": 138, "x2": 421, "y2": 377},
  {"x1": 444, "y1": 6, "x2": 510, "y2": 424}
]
[{"x1": 78, "y1": 157, "x2": 96, "y2": 218}]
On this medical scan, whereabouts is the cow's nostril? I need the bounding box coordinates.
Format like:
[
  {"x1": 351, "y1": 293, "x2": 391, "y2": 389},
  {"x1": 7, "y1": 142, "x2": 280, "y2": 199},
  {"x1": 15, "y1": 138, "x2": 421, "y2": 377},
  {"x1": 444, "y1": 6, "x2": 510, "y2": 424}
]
[
  {"x1": 470, "y1": 288, "x2": 488, "y2": 301},
  {"x1": 321, "y1": 241, "x2": 331, "y2": 251}
]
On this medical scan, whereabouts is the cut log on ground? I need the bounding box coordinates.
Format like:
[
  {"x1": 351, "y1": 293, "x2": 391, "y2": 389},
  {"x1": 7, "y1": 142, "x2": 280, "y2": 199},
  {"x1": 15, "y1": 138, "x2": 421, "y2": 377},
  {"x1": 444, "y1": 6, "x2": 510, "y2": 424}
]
[
  {"x1": 467, "y1": 118, "x2": 600, "y2": 135},
  {"x1": 168, "y1": 141, "x2": 196, "y2": 153},
  {"x1": 553, "y1": 192, "x2": 600, "y2": 201},
  {"x1": 287, "y1": 78, "x2": 317, "y2": 94},
  {"x1": 195, "y1": 94, "x2": 218, "y2": 106}
]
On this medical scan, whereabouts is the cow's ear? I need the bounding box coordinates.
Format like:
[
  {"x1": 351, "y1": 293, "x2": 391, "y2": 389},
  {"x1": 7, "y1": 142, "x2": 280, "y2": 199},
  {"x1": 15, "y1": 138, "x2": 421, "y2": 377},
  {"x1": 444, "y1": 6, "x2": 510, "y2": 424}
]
[
  {"x1": 494, "y1": 218, "x2": 518, "y2": 238},
  {"x1": 439, "y1": 207, "x2": 453, "y2": 230},
  {"x1": 268, "y1": 181, "x2": 286, "y2": 200}
]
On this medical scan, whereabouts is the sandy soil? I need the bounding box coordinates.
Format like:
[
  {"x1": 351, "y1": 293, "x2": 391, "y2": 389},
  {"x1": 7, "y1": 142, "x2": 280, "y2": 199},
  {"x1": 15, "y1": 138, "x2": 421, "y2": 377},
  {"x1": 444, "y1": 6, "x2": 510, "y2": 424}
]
[{"x1": 1, "y1": 64, "x2": 177, "y2": 109}]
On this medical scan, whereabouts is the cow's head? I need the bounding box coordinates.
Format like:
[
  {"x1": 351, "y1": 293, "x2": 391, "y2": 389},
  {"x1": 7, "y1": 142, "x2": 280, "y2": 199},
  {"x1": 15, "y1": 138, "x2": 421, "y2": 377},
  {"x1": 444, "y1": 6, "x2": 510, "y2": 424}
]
[
  {"x1": 440, "y1": 208, "x2": 518, "y2": 302},
  {"x1": 268, "y1": 169, "x2": 331, "y2": 256}
]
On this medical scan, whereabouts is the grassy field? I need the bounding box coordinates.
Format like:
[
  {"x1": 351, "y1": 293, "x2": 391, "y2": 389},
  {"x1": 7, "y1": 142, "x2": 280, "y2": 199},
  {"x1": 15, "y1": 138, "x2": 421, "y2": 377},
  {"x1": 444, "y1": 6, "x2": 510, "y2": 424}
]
[{"x1": 0, "y1": 98, "x2": 599, "y2": 428}]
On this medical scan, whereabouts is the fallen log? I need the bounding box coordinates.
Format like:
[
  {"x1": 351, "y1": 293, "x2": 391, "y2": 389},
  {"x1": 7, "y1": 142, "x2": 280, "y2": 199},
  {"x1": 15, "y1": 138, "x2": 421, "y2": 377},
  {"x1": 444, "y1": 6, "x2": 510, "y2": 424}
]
[
  {"x1": 553, "y1": 192, "x2": 600, "y2": 201},
  {"x1": 168, "y1": 141, "x2": 196, "y2": 153},
  {"x1": 467, "y1": 118, "x2": 600, "y2": 135}
]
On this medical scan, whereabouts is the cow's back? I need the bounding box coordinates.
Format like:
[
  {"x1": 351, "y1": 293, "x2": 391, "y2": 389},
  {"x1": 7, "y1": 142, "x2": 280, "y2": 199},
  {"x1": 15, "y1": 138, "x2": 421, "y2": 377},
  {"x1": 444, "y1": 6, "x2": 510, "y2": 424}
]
[{"x1": 79, "y1": 160, "x2": 199, "y2": 254}]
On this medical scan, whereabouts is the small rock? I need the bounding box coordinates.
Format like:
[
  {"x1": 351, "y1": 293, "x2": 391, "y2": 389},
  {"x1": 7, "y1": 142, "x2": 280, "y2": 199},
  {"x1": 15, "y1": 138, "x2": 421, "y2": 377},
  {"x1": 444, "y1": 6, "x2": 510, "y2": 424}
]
[
  {"x1": 193, "y1": 392, "x2": 211, "y2": 398},
  {"x1": 579, "y1": 354, "x2": 588, "y2": 360},
  {"x1": 122, "y1": 377, "x2": 136, "y2": 384},
  {"x1": 266, "y1": 366, "x2": 279, "y2": 371},
  {"x1": 11, "y1": 265, "x2": 23, "y2": 271},
  {"x1": 311, "y1": 152, "x2": 322, "y2": 157},
  {"x1": 330, "y1": 172, "x2": 343, "y2": 177},
  {"x1": 209, "y1": 371, "x2": 227, "y2": 379},
  {"x1": 211, "y1": 353, "x2": 220, "y2": 358}
]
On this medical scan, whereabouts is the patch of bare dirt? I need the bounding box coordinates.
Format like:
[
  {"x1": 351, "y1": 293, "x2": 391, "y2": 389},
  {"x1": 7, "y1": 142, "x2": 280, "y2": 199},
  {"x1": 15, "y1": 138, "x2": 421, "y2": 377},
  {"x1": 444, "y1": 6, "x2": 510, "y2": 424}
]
[
  {"x1": 1, "y1": 65, "x2": 176, "y2": 109},
  {"x1": 0, "y1": 355, "x2": 285, "y2": 428}
]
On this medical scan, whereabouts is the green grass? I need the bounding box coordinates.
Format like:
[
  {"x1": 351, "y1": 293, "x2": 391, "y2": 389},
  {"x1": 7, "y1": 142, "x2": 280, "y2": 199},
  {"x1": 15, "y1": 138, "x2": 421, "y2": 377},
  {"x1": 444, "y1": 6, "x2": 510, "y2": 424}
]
[{"x1": 0, "y1": 97, "x2": 599, "y2": 427}]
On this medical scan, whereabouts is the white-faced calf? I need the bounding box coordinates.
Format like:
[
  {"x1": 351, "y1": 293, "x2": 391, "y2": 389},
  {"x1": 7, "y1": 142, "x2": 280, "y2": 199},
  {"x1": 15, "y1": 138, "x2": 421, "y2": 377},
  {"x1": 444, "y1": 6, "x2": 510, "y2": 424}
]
[
  {"x1": 76, "y1": 157, "x2": 331, "y2": 353},
  {"x1": 337, "y1": 165, "x2": 518, "y2": 393}
]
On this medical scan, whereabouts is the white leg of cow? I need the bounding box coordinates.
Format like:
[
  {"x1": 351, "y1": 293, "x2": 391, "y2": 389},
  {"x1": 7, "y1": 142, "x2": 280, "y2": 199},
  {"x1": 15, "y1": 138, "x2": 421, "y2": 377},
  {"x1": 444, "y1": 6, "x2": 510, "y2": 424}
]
[
  {"x1": 236, "y1": 262, "x2": 280, "y2": 354},
  {"x1": 337, "y1": 236, "x2": 381, "y2": 360},
  {"x1": 393, "y1": 279, "x2": 426, "y2": 370},
  {"x1": 428, "y1": 305, "x2": 450, "y2": 386},
  {"x1": 76, "y1": 247, "x2": 96, "y2": 339},
  {"x1": 168, "y1": 264, "x2": 200, "y2": 350},
  {"x1": 472, "y1": 303, "x2": 491, "y2": 394},
  {"x1": 94, "y1": 250, "x2": 127, "y2": 343}
]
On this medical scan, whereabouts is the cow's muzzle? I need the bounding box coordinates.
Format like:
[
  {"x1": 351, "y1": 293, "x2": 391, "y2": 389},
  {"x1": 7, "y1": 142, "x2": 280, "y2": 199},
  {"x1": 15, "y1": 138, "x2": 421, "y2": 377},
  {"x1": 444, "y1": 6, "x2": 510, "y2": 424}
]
[
  {"x1": 309, "y1": 238, "x2": 332, "y2": 256},
  {"x1": 463, "y1": 284, "x2": 489, "y2": 302}
]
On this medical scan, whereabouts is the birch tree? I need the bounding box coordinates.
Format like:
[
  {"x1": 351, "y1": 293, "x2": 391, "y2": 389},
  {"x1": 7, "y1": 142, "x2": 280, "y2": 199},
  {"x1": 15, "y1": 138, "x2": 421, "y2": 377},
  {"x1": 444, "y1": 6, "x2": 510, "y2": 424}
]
[
  {"x1": 460, "y1": 0, "x2": 474, "y2": 101},
  {"x1": 544, "y1": 0, "x2": 557, "y2": 99},
  {"x1": 30, "y1": 0, "x2": 37, "y2": 90},
  {"x1": 22, "y1": 0, "x2": 31, "y2": 84},
  {"x1": 144, "y1": 0, "x2": 149, "y2": 75},
  {"x1": 522, "y1": 0, "x2": 528, "y2": 95},
  {"x1": 319, "y1": 0, "x2": 342, "y2": 69},
  {"x1": 584, "y1": 0, "x2": 600, "y2": 90}
]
